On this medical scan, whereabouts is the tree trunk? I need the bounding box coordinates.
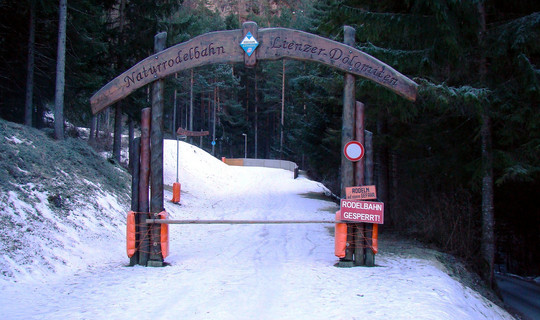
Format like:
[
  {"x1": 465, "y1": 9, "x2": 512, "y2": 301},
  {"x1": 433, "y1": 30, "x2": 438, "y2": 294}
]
[
  {"x1": 376, "y1": 114, "x2": 390, "y2": 227},
  {"x1": 24, "y1": 0, "x2": 36, "y2": 127},
  {"x1": 104, "y1": 108, "x2": 111, "y2": 137},
  {"x1": 390, "y1": 151, "x2": 400, "y2": 223},
  {"x1": 478, "y1": 1, "x2": 495, "y2": 288},
  {"x1": 481, "y1": 110, "x2": 495, "y2": 286},
  {"x1": 280, "y1": 60, "x2": 285, "y2": 159},
  {"x1": 95, "y1": 113, "x2": 101, "y2": 140},
  {"x1": 54, "y1": 0, "x2": 67, "y2": 140},
  {"x1": 112, "y1": 0, "x2": 126, "y2": 162},
  {"x1": 189, "y1": 69, "x2": 194, "y2": 144},
  {"x1": 254, "y1": 70, "x2": 258, "y2": 158},
  {"x1": 208, "y1": 89, "x2": 212, "y2": 136},
  {"x1": 128, "y1": 116, "x2": 134, "y2": 166},
  {"x1": 89, "y1": 115, "x2": 97, "y2": 146},
  {"x1": 212, "y1": 85, "x2": 216, "y2": 156},
  {"x1": 112, "y1": 103, "x2": 122, "y2": 162}
]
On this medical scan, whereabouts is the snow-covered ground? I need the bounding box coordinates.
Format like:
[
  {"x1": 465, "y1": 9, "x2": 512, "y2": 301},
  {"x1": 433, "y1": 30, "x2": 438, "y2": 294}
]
[{"x1": 0, "y1": 139, "x2": 513, "y2": 319}]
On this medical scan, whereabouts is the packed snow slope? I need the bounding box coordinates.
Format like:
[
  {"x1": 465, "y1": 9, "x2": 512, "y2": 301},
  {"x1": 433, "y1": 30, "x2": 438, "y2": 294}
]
[
  {"x1": 0, "y1": 122, "x2": 513, "y2": 319},
  {"x1": 0, "y1": 119, "x2": 131, "y2": 281}
]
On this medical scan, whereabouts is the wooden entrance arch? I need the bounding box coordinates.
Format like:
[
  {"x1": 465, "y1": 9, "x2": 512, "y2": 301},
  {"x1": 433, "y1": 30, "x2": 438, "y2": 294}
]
[
  {"x1": 90, "y1": 22, "x2": 416, "y2": 113},
  {"x1": 91, "y1": 22, "x2": 417, "y2": 267}
]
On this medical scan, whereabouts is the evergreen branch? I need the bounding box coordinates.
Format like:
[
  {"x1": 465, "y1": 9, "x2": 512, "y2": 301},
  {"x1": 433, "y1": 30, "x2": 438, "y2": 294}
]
[
  {"x1": 487, "y1": 12, "x2": 540, "y2": 55},
  {"x1": 416, "y1": 78, "x2": 491, "y2": 116},
  {"x1": 338, "y1": 4, "x2": 435, "y2": 22}
]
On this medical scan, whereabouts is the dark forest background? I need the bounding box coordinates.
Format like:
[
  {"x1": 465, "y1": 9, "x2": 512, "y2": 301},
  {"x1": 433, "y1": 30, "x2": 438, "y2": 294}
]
[{"x1": 1, "y1": 0, "x2": 539, "y2": 283}]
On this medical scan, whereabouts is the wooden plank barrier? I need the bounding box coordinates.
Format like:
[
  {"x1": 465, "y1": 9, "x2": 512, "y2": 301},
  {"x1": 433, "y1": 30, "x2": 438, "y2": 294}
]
[
  {"x1": 146, "y1": 219, "x2": 340, "y2": 225},
  {"x1": 223, "y1": 158, "x2": 244, "y2": 166}
]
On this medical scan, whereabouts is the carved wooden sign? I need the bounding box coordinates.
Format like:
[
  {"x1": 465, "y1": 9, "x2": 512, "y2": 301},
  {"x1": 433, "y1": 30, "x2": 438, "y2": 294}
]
[
  {"x1": 176, "y1": 127, "x2": 209, "y2": 137},
  {"x1": 257, "y1": 28, "x2": 417, "y2": 101},
  {"x1": 90, "y1": 23, "x2": 417, "y2": 114},
  {"x1": 90, "y1": 30, "x2": 243, "y2": 114}
]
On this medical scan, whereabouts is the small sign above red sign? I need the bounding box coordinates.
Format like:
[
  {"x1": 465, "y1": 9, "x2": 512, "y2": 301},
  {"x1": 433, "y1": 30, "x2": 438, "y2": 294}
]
[
  {"x1": 346, "y1": 185, "x2": 377, "y2": 200},
  {"x1": 176, "y1": 127, "x2": 209, "y2": 137},
  {"x1": 340, "y1": 199, "x2": 384, "y2": 224},
  {"x1": 343, "y1": 141, "x2": 364, "y2": 162}
]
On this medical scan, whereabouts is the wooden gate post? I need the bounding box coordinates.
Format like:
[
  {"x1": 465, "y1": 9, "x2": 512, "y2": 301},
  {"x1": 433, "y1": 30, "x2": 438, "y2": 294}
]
[
  {"x1": 364, "y1": 130, "x2": 376, "y2": 266},
  {"x1": 340, "y1": 25, "x2": 356, "y2": 198},
  {"x1": 354, "y1": 101, "x2": 366, "y2": 266},
  {"x1": 341, "y1": 26, "x2": 356, "y2": 262},
  {"x1": 129, "y1": 137, "x2": 141, "y2": 266},
  {"x1": 138, "y1": 108, "x2": 151, "y2": 266},
  {"x1": 148, "y1": 32, "x2": 167, "y2": 267}
]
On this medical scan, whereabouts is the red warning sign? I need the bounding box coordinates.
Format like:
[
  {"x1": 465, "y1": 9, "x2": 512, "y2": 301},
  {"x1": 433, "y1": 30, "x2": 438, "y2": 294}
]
[
  {"x1": 340, "y1": 199, "x2": 384, "y2": 224},
  {"x1": 343, "y1": 141, "x2": 364, "y2": 162},
  {"x1": 345, "y1": 185, "x2": 377, "y2": 200}
]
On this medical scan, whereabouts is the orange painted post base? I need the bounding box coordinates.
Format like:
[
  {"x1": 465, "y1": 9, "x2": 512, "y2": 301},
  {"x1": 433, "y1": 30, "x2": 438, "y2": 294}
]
[
  {"x1": 126, "y1": 211, "x2": 136, "y2": 258},
  {"x1": 158, "y1": 211, "x2": 169, "y2": 259},
  {"x1": 171, "y1": 182, "x2": 181, "y2": 203},
  {"x1": 127, "y1": 211, "x2": 169, "y2": 262},
  {"x1": 334, "y1": 211, "x2": 347, "y2": 258},
  {"x1": 371, "y1": 223, "x2": 378, "y2": 254}
]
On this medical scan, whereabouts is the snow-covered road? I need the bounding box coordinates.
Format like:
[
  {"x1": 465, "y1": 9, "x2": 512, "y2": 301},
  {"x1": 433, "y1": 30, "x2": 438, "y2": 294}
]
[{"x1": 0, "y1": 140, "x2": 514, "y2": 319}]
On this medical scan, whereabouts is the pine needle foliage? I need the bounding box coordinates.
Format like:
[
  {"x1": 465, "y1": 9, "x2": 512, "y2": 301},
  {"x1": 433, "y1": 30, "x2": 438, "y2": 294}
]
[{"x1": 294, "y1": 0, "x2": 540, "y2": 275}]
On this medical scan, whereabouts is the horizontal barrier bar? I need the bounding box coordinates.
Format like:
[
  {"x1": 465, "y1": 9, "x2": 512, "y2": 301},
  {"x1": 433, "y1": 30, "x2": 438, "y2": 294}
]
[{"x1": 146, "y1": 219, "x2": 340, "y2": 225}]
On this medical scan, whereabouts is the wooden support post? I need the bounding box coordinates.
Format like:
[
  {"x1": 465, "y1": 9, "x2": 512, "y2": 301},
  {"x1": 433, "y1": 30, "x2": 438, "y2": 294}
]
[
  {"x1": 354, "y1": 102, "x2": 365, "y2": 188},
  {"x1": 138, "y1": 108, "x2": 151, "y2": 266},
  {"x1": 341, "y1": 26, "x2": 356, "y2": 263},
  {"x1": 354, "y1": 101, "x2": 365, "y2": 266},
  {"x1": 129, "y1": 137, "x2": 141, "y2": 266},
  {"x1": 149, "y1": 31, "x2": 167, "y2": 267},
  {"x1": 341, "y1": 26, "x2": 356, "y2": 199},
  {"x1": 365, "y1": 131, "x2": 374, "y2": 186},
  {"x1": 146, "y1": 219, "x2": 337, "y2": 225},
  {"x1": 364, "y1": 130, "x2": 375, "y2": 266}
]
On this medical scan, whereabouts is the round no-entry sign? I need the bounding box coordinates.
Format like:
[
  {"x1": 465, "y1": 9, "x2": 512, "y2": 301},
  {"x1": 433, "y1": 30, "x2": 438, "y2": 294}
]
[{"x1": 344, "y1": 141, "x2": 365, "y2": 162}]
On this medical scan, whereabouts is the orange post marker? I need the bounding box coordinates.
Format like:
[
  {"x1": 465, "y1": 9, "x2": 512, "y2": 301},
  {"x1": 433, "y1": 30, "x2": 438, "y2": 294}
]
[
  {"x1": 171, "y1": 182, "x2": 181, "y2": 203},
  {"x1": 158, "y1": 211, "x2": 169, "y2": 259},
  {"x1": 334, "y1": 210, "x2": 347, "y2": 258},
  {"x1": 372, "y1": 223, "x2": 379, "y2": 254},
  {"x1": 126, "y1": 211, "x2": 136, "y2": 258}
]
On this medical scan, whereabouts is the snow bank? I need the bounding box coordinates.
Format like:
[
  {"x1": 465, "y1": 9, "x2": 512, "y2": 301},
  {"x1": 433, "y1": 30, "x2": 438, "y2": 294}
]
[
  {"x1": 0, "y1": 183, "x2": 127, "y2": 282},
  {"x1": 0, "y1": 119, "x2": 131, "y2": 282}
]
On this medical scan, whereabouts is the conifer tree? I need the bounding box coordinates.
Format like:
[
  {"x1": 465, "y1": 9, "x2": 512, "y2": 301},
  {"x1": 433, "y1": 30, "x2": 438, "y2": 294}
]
[{"x1": 300, "y1": 0, "x2": 540, "y2": 280}]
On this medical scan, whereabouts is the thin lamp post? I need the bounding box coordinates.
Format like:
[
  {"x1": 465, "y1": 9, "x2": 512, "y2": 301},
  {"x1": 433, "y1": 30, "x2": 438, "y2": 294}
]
[
  {"x1": 242, "y1": 133, "x2": 247, "y2": 158},
  {"x1": 176, "y1": 135, "x2": 179, "y2": 182}
]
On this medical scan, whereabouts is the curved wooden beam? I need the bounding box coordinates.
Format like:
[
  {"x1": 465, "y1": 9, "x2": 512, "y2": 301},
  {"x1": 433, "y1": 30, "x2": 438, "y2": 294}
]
[
  {"x1": 90, "y1": 26, "x2": 417, "y2": 114},
  {"x1": 90, "y1": 29, "x2": 244, "y2": 114},
  {"x1": 257, "y1": 28, "x2": 417, "y2": 102}
]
